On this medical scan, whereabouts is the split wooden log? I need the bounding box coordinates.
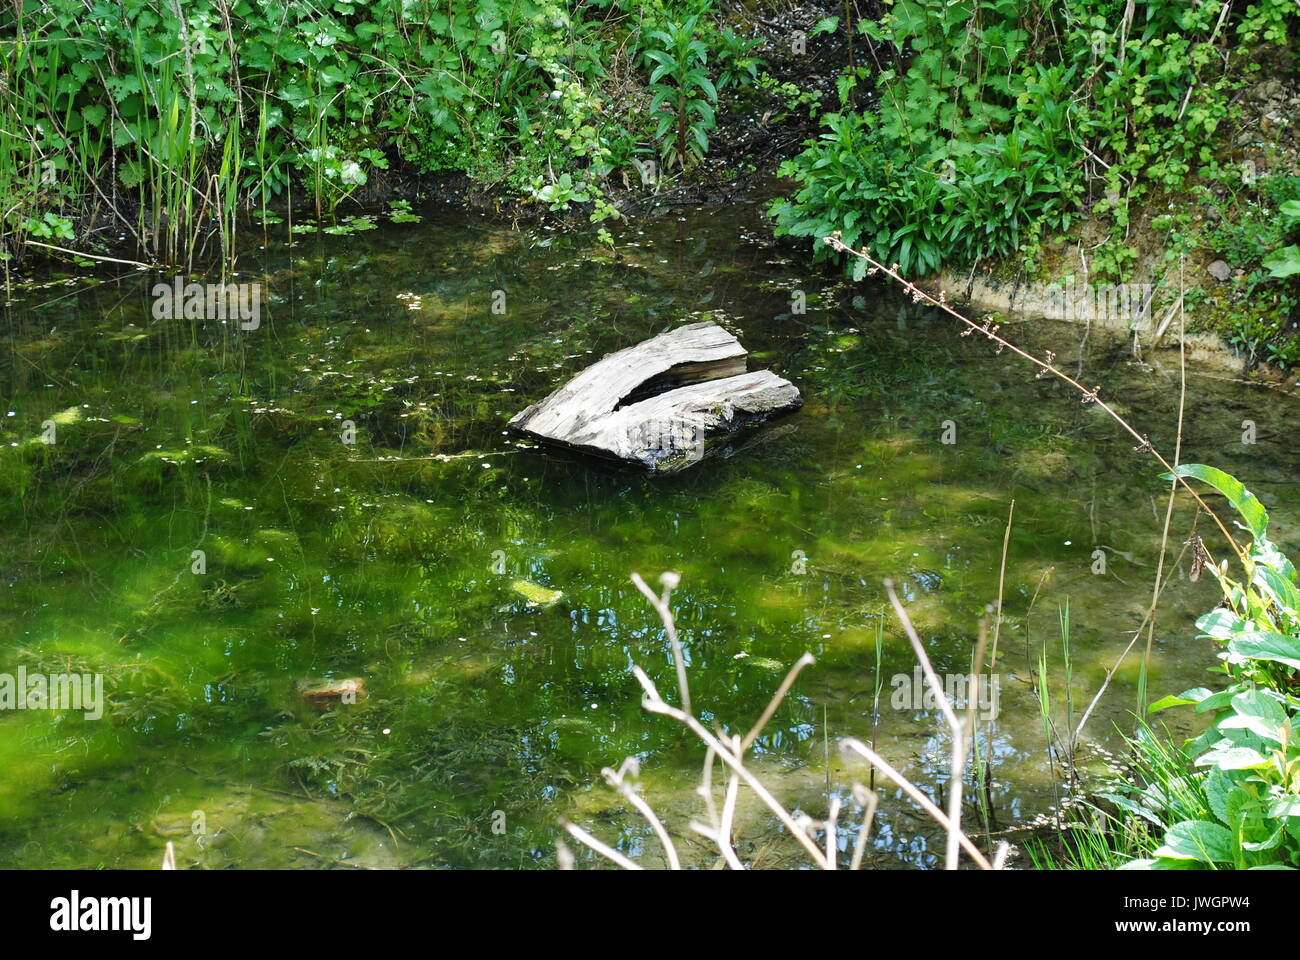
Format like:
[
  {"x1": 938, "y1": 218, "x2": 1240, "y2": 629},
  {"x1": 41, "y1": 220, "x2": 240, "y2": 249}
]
[{"x1": 509, "y1": 321, "x2": 801, "y2": 472}]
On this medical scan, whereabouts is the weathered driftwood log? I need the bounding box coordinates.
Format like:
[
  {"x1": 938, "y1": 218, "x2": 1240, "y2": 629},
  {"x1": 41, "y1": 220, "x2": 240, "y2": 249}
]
[{"x1": 509, "y1": 321, "x2": 801, "y2": 472}]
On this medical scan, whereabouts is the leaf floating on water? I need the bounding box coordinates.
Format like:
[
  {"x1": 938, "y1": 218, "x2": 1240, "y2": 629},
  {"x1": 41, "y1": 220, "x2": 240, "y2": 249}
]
[
  {"x1": 48, "y1": 406, "x2": 83, "y2": 427},
  {"x1": 549, "y1": 715, "x2": 598, "y2": 731},
  {"x1": 511, "y1": 580, "x2": 563, "y2": 608},
  {"x1": 136, "y1": 444, "x2": 234, "y2": 468}
]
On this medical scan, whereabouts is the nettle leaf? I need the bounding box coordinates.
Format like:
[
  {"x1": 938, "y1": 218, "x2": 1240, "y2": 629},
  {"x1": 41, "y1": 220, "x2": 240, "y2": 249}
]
[
  {"x1": 1203, "y1": 768, "x2": 1236, "y2": 824},
  {"x1": 1288, "y1": 818, "x2": 1300, "y2": 847},
  {"x1": 1218, "y1": 688, "x2": 1290, "y2": 743},
  {"x1": 1228, "y1": 631, "x2": 1300, "y2": 670},
  {"x1": 1154, "y1": 820, "x2": 1236, "y2": 862},
  {"x1": 1242, "y1": 824, "x2": 1286, "y2": 853},
  {"x1": 1195, "y1": 608, "x2": 1243, "y2": 640},
  {"x1": 889, "y1": 0, "x2": 930, "y2": 41},
  {"x1": 1196, "y1": 742, "x2": 1271, "y2": 770},
  {"x1": 810, "y1": 16, "x2": 841, "y2": 37},
  {"x1": 1225, "y1": 780, "x2": 1260, "y2": 828},
  {"x1": 1162, "y1": 464, "x2": 1268, "y2": 540},
  {"x1": 1149, "y1": 686, "x2": 1213, "y2": 712}
]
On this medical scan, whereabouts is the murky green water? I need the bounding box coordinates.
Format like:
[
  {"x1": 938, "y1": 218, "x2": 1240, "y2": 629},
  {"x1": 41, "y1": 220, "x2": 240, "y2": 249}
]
[{"x1": 2, "y1": 194, "x2": 1298, "y2": 869}]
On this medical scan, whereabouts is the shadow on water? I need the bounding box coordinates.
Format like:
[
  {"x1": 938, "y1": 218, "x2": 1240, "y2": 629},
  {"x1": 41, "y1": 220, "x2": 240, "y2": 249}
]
[{"x1": 1, "y1": 196, "x2": 1298, "y2": 868}]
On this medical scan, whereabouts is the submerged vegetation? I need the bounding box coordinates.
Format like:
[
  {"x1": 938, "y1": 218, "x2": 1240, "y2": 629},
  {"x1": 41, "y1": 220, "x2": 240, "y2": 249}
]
[
  {"x1": 821, "y1": 238, "x2": 1300, "y2": 870},
  {"x1": 1, "y1": 0, "x2": 1298, "y2": 876}
]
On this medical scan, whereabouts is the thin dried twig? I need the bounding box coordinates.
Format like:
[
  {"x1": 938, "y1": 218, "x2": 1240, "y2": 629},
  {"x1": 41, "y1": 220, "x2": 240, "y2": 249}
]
[
  {"x1": 741, "y1": 653, "x2": 815, "y2": 752},
  {"x1": 850, "y1": 784, "x2": 879, "y2": 871},
  {"x1": 716, "y1": 737, "x2": 744, "y2": 870},
  {"x1": 561, "y1": 820, "x2": 644, "y2": 870},
  {"x1": 602, "y1": 758, "x2": 681, "y2": 870},
  {"x1": 632, "y1": 572, "x2": 692, "y2": 716},
  {"x1": 885, "y1": 578, "x2": 990, "y2": 869},
  {"x1": 841, "y1": 739, "x2": 993, "y2": 869},
  {"x1": 824, "y1": 796, "x2": 842, "y2": 870},
  {"x1": 561, "y1": 574, "x2": 829, "y2": 869},
  {"x1": 633, "y1": 665, "x2": 830, "y2": 867}
]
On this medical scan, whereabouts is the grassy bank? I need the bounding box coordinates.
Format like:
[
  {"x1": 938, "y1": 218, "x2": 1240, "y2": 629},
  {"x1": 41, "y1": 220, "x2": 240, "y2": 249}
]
[
  {"x1": 0, "y1": 0, "x2": 774, "y2": 267},
  {"x1": 771, "y1": 0, "x2": 1300, "y2": 371}
]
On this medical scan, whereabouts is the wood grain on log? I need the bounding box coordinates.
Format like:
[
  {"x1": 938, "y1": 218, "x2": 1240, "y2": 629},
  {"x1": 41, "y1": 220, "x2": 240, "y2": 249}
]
[{"x1": 509, "y1": 321, "x2": 801, "y2": 472}]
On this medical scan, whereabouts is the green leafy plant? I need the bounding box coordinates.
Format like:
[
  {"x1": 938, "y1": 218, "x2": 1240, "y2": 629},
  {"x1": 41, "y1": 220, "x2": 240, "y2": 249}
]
[
  {"x1": 1197, "y1": 175, "x2": 1300, "y2": 367},
  {"x1": 645, "y1": 14, "x2": 718, "y2": 170},
  {"x1": 20, "y1": 212, "x2": 75, "y2": 240},
  {"x1": 0, "y1": 0, "x2": 722, "y2": 264},
  {"x1": 1263, "y1": 246, "x2": 1300, "y2": 279},
  {"x1": 1262, "y1": 201, "x2": 1300, "y2": 278},
  {"x1": 713, "y1": 28, "x2": 764, "y2": 91},
  {"x1": 772, "y1": 0, "x2": 1300, "y2": 278},
  {"x1": 387, "y1": 200, "x2": 422, "y2": 224},
  {"x1": 1122, "y1": 466, "x2": 1300, "y2": 870}
]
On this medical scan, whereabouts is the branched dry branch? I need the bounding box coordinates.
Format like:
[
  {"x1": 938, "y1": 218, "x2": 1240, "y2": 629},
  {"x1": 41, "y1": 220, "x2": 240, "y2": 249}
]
[
  {"x1": 631, "y1": 572, "x2": 692, "y2": 716},
  {"x1": 884, "y1": 579, "x2": 992, "y2": 869},
  {"x1": 561, "y1": 573, "x2": 837, "y2": 869},
  {"x1": 601, "y1": 757, "x2": 681, "y2": 869},
  {"x1": 565, "y1": 572, "x2": 1010, "y2": 871},
  {"x1": 632, "y1": 664, "x2": 830, "y2": 867},
  {"x1": 561, "y1": 820, "x2": 643, "y2": 870},
  {"x1": 841, "y1": 739, "x2": 997, "y2": 869}
]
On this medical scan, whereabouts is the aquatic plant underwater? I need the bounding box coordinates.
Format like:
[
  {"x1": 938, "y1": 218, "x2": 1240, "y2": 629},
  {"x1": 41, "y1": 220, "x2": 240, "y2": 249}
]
[
  {"x1": 1, "y1": 0, "x2": 1298, "y2": 874},
  {"x1": 571, "y1": 474, "x2": 1300, "y2": 870},
  {"x1": 0, "y1": 192, "x2": 1296, "y2": 871}
]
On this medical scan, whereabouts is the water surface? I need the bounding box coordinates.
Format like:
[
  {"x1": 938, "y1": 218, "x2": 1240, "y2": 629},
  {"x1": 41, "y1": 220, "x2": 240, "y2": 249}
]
[{"x1": 2, "y1": 195, "x2": 1297, "y2": 869}]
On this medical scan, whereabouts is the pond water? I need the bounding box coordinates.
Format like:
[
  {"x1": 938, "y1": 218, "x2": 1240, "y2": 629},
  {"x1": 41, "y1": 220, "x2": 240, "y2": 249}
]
[{"x1": 2, "y1": 191, "x2": 1297, "y2": 869}]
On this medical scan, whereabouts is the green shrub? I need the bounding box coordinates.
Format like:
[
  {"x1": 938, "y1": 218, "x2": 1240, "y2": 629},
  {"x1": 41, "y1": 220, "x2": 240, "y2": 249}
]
[
  {"x1": 0, "y1": 0, "x2": 762, "y2": 262},
  {"x1": 772, "y1": 0, "x2": 1299, "y2": 278},
  {"x1": 1111, "y1": 467, "x2": 1300, "y2": 869}
]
